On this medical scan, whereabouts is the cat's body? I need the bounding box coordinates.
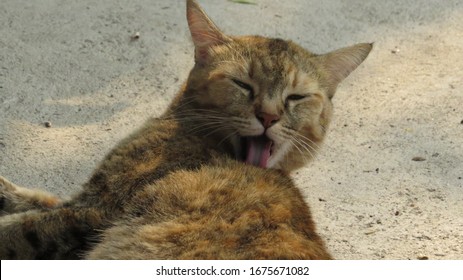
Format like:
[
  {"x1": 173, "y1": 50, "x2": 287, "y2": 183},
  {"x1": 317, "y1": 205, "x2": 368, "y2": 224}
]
[
  {"x1": 0, "y1": 0, "x2": 371, "y2": 259},
  {"x1": 88, "y1": 156, "x2": 331, "y2": 259},
  {"x1": 0, "y1": 118, "x2": 330, "y2": 259}
]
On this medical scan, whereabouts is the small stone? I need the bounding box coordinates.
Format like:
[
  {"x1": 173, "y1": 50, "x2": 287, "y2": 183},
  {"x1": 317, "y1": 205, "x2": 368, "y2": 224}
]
[
  {"x1": 132, "y1": 32, "x2": 140, "y2": 40},
  {"x1": 417, "y1": 256, "x2": 429, "y2": 260},
  {"x1": 318, "y1": 198, "x2": 326, "y2": 202},
  {"x1": 460, "y1": 119, "x2": 463, "y2": 125},
  {"x1": 364, "y1": 230, "x2": 378, "y2": 235},
  {"x1": 391, "y1": 47, "x2": 400, "y2": 54},
  {"x1": 394, "y1": 210, "x2": 400, "y2": 216},
  {"x1": 44, "y1": 121, "x2": 52, "y2": 128},
  {"x1": 412, "y1": 156, "x2": 426, "y2": 162}
]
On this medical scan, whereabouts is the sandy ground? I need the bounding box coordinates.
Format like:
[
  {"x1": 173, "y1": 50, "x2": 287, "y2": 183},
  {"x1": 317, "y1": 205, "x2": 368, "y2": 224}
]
[{"x1": 0, "y1": 0, "x2": 462, "y2": 260}]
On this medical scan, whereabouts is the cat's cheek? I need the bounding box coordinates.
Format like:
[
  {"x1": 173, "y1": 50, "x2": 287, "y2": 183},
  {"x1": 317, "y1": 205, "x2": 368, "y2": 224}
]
[
  {"x1": 267, "y1": 141, "x2": 292, "y2": 169},
  {"x1": 307, "y1": 126, "x2": 324, "y2": 143},
  {"x1": 200, "y1": 86, "x2": 234, "y2": 107}
]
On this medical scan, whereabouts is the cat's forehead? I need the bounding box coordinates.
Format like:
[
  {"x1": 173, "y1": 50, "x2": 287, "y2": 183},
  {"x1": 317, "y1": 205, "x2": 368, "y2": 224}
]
[
  {"x1": 236, "y1": 37, "x2": 318, "y2": 93},
  {"x1": 237, "y1": 37, "x2": 299, "y2": 63}
]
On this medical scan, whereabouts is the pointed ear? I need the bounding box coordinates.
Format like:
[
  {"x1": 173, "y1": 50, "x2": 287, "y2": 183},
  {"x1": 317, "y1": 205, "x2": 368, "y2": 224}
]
[
  {"x1": 317, "y1": 43, "x2": 373, "y2": 97},
  {"x1": 186, "y1": 0, "x2": 230, "y2": 64}
]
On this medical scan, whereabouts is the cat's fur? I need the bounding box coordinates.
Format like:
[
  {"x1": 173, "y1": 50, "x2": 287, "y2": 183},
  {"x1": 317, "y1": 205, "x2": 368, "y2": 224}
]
[{"x1": 0, "y1": 0, "x2": 371, "y2": 259}]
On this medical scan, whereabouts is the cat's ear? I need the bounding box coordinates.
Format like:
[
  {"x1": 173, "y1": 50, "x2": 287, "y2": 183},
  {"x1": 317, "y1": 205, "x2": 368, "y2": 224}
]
[
  {"x1": 317, "y1": 43, "x2": 373, "y2": 97},
  {"x1": 186, "y1": 0, "x2": 230, "y2": 65}
]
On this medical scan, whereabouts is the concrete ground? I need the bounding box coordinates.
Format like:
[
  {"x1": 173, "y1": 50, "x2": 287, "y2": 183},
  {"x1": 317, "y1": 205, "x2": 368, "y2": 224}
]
[{"x1": 0, "y1": 0, "x2": 462, "y2": 259}]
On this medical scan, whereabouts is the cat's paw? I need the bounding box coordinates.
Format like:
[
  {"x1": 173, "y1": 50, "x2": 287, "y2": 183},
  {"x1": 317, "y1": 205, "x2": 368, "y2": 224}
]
[{"x1": 0, "y1": 175, "x2": 61, "y2": 216}]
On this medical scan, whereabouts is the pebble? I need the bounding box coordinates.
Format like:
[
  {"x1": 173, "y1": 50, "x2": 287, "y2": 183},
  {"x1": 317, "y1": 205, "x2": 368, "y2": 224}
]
[
  {"x1": 412, "y1": 156, "x2": 426, "y2": 161},
  {"x1": 131, "y1": 32, "x2": 140, "y2": 40},
  {"x1": 44, "y1": 121, "x2": 52, "y2": 128}
]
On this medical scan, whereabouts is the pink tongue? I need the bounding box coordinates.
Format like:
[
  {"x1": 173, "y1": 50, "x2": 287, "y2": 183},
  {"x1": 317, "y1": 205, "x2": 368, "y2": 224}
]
[{"x1": 245, "y1": 136, "x2": 272, "y2": 168}]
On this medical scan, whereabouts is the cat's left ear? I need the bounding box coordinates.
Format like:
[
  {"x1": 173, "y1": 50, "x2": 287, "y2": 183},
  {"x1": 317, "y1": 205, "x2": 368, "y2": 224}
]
[
  {"x1": 186, "y1": 0, "x2": 231, "y2": 65},
  {"x1": 317, "y1": 43, "x2": 373, "y2": 97}
]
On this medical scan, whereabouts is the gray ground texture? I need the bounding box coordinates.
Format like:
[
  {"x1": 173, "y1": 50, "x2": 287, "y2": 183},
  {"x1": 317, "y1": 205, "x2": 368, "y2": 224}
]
[{"x1": 0, "y1": 0, "x2": 462, "y2": 259}]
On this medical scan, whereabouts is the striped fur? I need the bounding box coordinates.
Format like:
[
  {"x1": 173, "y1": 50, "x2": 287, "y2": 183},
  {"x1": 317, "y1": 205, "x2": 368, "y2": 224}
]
[{"x1": 0, "y1": 0, "x2": 371, "y2": 259}]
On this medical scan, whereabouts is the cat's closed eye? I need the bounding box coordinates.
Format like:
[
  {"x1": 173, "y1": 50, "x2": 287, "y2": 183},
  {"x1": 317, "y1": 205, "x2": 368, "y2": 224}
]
[
  {"x1": 232, "y1": 79, "x2": 254, "y2": 100},
  {"x1": 286, "y1": 94, "x2": 306, "y2": 101},
  {"x1": 285, "y1": 94, "x2": 308, "y2": 107}
]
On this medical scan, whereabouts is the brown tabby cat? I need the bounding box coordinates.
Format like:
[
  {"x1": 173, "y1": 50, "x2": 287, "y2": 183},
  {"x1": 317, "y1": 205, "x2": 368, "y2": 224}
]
[{"x1": 0, "y1": 0, "x2": 371, "y2": 259}]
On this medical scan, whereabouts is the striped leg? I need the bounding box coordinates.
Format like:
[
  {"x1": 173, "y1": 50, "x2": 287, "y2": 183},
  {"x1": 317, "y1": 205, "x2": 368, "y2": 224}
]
[
  {"x1": 0, "y1": 207, "x2": 103, "y2": 259},
  {"x1": 0, "y1": 175, "x2": 61, "y2": 216}
]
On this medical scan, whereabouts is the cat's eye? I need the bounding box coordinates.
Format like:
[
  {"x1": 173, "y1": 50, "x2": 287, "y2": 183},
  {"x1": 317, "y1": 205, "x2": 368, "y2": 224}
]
[
  {"x1": 232, "y1": 79, "x2": 254, "y2": 99},
  {"x1": 286, "y1": 94, "x2": 306, "y2": 101},
  {"x1": 285, "y1": 94, "x2": 307, "y2": 107}
]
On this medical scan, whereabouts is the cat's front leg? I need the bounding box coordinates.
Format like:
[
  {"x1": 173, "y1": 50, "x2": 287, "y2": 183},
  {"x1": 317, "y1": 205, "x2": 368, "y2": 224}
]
[
  {"x1": 0, "y1": 207, "x2": 104, "y2": 259},
  {"x1": 0, "y1": 175, "x2": 62, "y2": 216}
]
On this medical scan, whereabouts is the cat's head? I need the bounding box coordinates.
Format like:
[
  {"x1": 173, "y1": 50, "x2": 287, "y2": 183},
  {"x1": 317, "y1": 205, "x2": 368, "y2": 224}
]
[{"x1": 177, "y1": 0, "x2": 372, "y2": 172}]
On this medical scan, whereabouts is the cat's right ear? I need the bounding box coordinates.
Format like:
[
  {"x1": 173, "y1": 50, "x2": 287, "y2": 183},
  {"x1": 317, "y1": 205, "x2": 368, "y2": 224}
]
[{"x1": 187, "y1": 0, "x2": 230, "y2": 65}]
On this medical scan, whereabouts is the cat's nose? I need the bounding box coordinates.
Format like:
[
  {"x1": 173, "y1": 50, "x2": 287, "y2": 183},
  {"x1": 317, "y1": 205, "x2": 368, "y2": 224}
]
[{"x1": 257, "y1": 112, "x2": 280, "y2": 128}]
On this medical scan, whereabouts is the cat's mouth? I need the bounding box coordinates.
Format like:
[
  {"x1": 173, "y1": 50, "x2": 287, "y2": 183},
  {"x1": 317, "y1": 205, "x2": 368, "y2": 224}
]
[{"x1": 242, "y1": 135, "x2": 274, "y2": 168}]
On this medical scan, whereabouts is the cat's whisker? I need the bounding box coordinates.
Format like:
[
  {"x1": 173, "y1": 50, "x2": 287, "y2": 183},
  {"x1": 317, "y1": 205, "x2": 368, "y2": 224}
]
[
  {"x1": 176, "y1": 114, "x2": 229, "y2": 122},
  {"x1": 168, "y1": 108, "x2": 230, "y2": 122},
  {"x1": 186, "y1": 117, "x2": 229, "y2": 128},
  {"x1": 218, "y1": 130, "x2": 238, "y2": 146},
  {"x1": 202, "y1": 124, "x2": 234, "y2": 138},
  {"x1": 289, "y1": 134, "x2": 318, "y2": 162},
  {"x1": 287, "y1": 137, "x2": 306, "y2": 159},
  {"x1": 161, "y1": 101, "x2": 201, "y2": 120},
  {"x1": 181, "y1": 113, "x2": 234, "y2": 135},
  {"x1": 177, "y1": 108, "x2": 227, "y2": 116},
  {"x1": 186, "y1": 121, "x2": 231, "y2": 135},
  {"x1": 168, "y1": 111, "x2": 233, "y2": 134},
  {"x1": 288, "y1": 129, "x2": 323, "y2": 152},
  {"x1": 164, "y1": 96, "x2": 198, "y2": 113}
]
